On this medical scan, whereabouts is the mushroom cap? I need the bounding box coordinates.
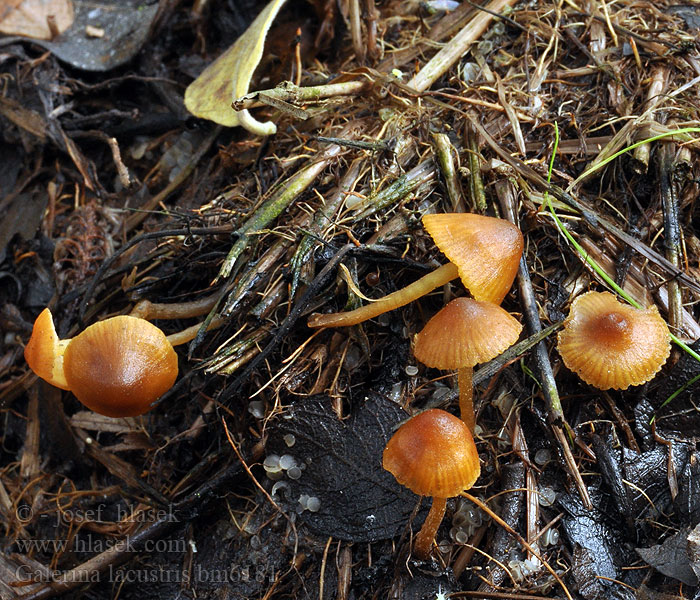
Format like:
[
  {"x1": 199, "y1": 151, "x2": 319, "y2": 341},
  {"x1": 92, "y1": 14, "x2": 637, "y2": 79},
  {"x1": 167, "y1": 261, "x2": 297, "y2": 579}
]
[
  {"x1": 383, "y1": 409, "x2": 480, "y2": 498},
  {"x1": 413, "y1": 297, "x2": 522, "y2": 370},
  {"x1": 24, "y1": 308, "x2": 70, "y2": 390},
  {"x1": 63, "y1": 316, "x2": 178, "y2": 417},
  {"x1": 557, "y1": 291, "x2": 670, "y2": 390},
  {"x1": 422, "y1": 213, "x2": 523, "y2": 304}
]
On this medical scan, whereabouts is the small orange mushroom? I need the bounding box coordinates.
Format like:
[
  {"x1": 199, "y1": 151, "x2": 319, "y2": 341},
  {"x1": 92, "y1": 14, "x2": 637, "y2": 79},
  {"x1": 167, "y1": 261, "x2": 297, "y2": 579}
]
[
  {"x1": 383, "y1": 409, "x2": 480, "y2": 559},
  {"x1": 25, "y1": 308, "x2": 178, "y2": 417},
  {"x1": 557, "y1": 291, "x2": 670, "y2": 390},
  {"x1": 422, "y1": 213, "x2": 523, "y2": 305},
  {"x1": 308, "y1": 213, "x2": 523, "y2": 328},
  {"x1": 413, "y1": 297, "x2": 522, "y2": 431}
]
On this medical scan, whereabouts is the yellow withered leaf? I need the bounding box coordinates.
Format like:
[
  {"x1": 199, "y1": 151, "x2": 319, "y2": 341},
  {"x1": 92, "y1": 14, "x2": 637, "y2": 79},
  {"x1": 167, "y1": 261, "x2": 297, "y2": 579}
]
[{"x1": 184, "y1": 0, "x2": 286, "y2": 134}]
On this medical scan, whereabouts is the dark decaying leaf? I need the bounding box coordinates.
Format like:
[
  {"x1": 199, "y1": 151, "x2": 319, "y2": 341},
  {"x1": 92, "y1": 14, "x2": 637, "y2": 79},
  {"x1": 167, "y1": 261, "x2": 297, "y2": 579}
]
[
  {"x1": 592, "y1": 433, "x2": 669, "y2": 527},
  {"x1": 12, "y1": 0, "x2": 159, "y2": 71},
  {"x1": 559, "y1": 485, "x2": 631, "y2": 598},
  {"x1": 636, "y1": 526, "x2": 699, "y2": 586},
  {"x1": 648, "y1": 339, "x2": 700, "y2": 436},
  {"x1": 266, "y1": 393, "x2": 420, "y2": 542}
]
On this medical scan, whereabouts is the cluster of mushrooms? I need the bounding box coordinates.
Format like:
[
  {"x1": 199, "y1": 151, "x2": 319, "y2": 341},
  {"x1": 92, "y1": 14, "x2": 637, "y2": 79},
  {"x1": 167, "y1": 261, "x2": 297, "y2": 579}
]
[
  {"x1": 23, "y1": 211, "x2": 673, "y2": 560},
  {"x1": 307, "y1": 212, "x2": 672, "y2": 559}
]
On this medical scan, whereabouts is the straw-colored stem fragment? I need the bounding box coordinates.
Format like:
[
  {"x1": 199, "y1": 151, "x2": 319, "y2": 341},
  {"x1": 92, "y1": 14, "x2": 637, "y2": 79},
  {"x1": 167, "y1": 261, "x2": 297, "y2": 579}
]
[
  {"x1": 465, "y1": 124, "x2": 486, "y2": 211},
  {"x1": 414, "y1": 496, "x2": 447, "y2": 559},
  {"x1": 659, "y1": 144, "x2": 683, "y2": 333},
  {"x1": 215, "y1": 143, "x2": 342, "y2": 284},
  {"x1": 407, "y1": 0, "x2": 518, "y2": 93},
  {"x1": 308, "y1": 263, "x2": 459, "y2": 328},
  {"x1": 458, "y1": 366, "x2": 475, "y2": 433},
  {"x1": 166, "y1": 316, "x2": 226, "y2": 346},
  {"x1": 232, "y1": 80, "x2": 369, "y2": 110},
  {"x1": 432, "y1": 132, "x2": 465, "y2": 212},
  {"x1": 632, "y1": 66, "x2": 668, "y2": 172},
  {"x1": 349, "y1": 0, "x2": 365, "y2": 63},
  {"x1": 130, "y1": 295, "x2": 219, "y2": 320}
]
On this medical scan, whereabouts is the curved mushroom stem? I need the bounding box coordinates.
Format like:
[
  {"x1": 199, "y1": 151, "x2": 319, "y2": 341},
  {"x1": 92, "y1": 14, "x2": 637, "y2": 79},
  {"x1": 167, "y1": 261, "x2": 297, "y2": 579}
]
[
  {"x1": 414, "y1": 496, "x2": 447, "y2": 559},
  {"x1": 308, "y1": 263, "x2": 459, "y2": 328},
  {"x1": 458, "y1": 366, "x2": 475, "y2": 433},
  {"x1": 165, "y1": 315, "x2": 227, "y2": 346},
  {"x1": 131, "y1": 295, "x2": 225, "y2": 347},
  {"x1": 130, "y1": 295, "x2": 219, "y2": 320}
]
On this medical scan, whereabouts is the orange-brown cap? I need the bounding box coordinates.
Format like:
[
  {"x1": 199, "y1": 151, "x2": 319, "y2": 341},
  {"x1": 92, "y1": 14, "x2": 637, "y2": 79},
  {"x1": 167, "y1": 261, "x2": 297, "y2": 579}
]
[
  {"x1": 557, "y1": 291, "x2": 670, "y2": 390},
  {"x1": 24, "y1": 308, "x2": 70, "y2": 390},
  {"x1": 413, "y1": 297, "x2": 522, "y2": 370},
  {"x1": 422, "y1": 213, "x2": 523, "y2": 304},
  {"x1": 383, "y1": 409, "x2": 480, "y2": 498},
  {"x1": 63, "y1": 316, "x2": 178, "y2": 417}
]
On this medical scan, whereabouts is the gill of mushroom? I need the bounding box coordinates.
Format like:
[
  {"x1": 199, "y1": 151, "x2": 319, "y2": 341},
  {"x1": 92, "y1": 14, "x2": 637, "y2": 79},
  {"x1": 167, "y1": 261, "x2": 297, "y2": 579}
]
[{"x1": 556, "y1": 290, "x2": 671, "y2": 390}]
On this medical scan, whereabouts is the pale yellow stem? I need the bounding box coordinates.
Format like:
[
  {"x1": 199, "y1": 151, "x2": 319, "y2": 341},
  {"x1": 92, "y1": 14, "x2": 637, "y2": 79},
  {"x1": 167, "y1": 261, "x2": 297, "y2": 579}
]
[
  {"x1": 458, "y1": 366, "x2": 475, "y2": 433},
  {"x1": 130, "y1": 295, "x2": 219, "y2": 320},
  {"x1": 414, "y1": 496, "x2": 447, "y2": 559},
  {"x1": 166, "y1": 316, "x2": 226, "y2": 346},
  {"x1": 308, "y1": 263, "x2": 459, "y2": 328}
]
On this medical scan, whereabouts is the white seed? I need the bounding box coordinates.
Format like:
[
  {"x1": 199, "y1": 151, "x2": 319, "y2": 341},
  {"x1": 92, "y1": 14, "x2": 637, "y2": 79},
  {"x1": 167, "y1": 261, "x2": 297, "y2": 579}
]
[
  {"x1": 534, "y1": 449, "x2": 552, "y2": 466},
  {"x1": 271, "y1": 481, "x2": 290, "y2": 498},
  {"x1": 542, "y1": 528, "x2": 559, "y2": 546},
  {"x1": 538, "y1": 487, "x2": 556, "y2": 507},
  {"x1": 454, "y1": 529, "x2": 469, "y2": 544},
  {"x1": 248, "y1": 400, "x2": 265, "y2": 418},
  {"x1": 279, "y1": 455, "x2": 297, "y2": 470},
  {"x1": 263, "y1": 455, "x2": 281, "y2": 473}
]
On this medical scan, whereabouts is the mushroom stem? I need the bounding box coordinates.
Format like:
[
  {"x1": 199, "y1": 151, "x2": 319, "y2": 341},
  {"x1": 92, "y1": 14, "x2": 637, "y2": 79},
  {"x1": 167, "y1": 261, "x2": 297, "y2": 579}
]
[
  {"x1": 308, "y1": 263, "x2": 459, "y2": 328},
  {"x1": 166, "y1": 315, "x2": 227, "y2": 346},
  {"x1": 458, "y1": 366, "x2": 475, "y2": 433},
  {"x1": 130, "y1": 295, "x2": 219, "y2": 320},
  {"x1": 414, "y1": 496, "x2": 447, "y2": 559}
]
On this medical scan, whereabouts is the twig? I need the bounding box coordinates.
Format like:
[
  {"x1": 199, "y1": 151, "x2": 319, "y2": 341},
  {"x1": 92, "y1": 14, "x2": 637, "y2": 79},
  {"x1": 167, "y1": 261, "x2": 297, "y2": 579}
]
[
  {"x1": 232, "y1": 80, "x2": 370, "y2": 111},
  {"x1": 462, "y1": 492, "x2": 573, "y2": 600},
  {"x1": 352, "y1": 159, "x2": 436, "y2": 220},
  {"x1": 496, "y1": 179, "x2": 592, "y2": 510},
  {"x1": 432, "y1": 132, "x2": 465, "y2": 213},
  {"x1": 659, "y1": 143, "x2": 683, "y2": 334},
  {"x1": 217, "y1": 243, "x2": 356, "y2": 403},
  {"x1": 407, "y1": 0, "x2": 520, "y2": 92},
  {"x1": 289, "y1": 158, "x2": 363, "y2": 298}
]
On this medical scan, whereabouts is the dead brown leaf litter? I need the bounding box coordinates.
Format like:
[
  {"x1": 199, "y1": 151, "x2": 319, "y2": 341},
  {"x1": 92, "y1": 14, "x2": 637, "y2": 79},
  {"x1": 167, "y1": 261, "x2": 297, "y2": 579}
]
[{"x1": 2, "y1": 0, "x2": 700, "y2": 598}]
